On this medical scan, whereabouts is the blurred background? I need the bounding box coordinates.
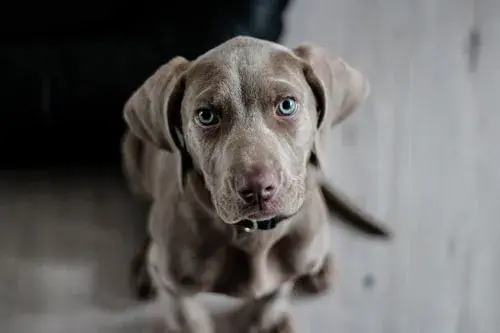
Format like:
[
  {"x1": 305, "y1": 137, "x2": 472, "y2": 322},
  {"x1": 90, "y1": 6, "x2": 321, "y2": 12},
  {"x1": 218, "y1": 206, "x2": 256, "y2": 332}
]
[{"x1": 1, "y1": 0, "x2": 499, "y2": 332}]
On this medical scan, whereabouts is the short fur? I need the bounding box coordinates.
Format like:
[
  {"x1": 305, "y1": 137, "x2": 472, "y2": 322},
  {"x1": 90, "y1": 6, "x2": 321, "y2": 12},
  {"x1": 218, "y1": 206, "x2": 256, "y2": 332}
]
[{"x1": 122, "y1": 36, "x2": 391, "y2": 332}]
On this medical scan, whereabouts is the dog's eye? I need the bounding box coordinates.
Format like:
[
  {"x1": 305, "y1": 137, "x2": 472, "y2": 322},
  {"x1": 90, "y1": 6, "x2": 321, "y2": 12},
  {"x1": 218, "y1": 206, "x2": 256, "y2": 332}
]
[
  {"x1": 196, "y1": 108, "x2": 219, "y2": 126},
  {"x1": 277, "y1": 97, "x2": 298, "y2": 116}
]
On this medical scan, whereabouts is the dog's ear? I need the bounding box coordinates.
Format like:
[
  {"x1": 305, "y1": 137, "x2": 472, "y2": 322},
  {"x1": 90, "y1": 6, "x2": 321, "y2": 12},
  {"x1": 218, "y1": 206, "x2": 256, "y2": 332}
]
[
  {"x1": 294, "y1": 44, "x2": 370, "y2": 129},
  {"x1": 124, "y1": 56, "x2": 190, "y2": 151},
  {"x1": 293, "y1": 44, "x2": 370, "y2": 170},
  {"x1": 123, "y1": 56, "x2": 193, "y2": 189}
]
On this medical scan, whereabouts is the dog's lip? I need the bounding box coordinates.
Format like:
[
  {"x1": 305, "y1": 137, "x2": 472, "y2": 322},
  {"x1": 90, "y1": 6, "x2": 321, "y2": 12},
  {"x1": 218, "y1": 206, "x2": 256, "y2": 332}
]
[
  {"x1": 227, "y1": 197, "x2": 300, "y2": 224},
  {"x1": 224, "y1": 209, "x2": 279, "y2": 224},
  {"x1": 246, "y1": 211, "x2": 280, "y2": 221}
]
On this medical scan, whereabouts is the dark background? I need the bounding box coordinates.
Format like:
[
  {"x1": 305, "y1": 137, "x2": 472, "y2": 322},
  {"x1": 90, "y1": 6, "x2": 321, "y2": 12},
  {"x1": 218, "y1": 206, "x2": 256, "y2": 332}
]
[{"x1": 0, "y1": 0, "x2": 290, "y2": 169}]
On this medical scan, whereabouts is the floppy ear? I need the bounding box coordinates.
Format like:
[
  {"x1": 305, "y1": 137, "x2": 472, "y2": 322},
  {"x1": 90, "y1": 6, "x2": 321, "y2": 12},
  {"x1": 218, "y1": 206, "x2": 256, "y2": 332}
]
[
  {"x1": 124, "y1": 56, "x2": 190, "y2": 151},
  {"x1": 293, "y1": 44, "x2": 370, "y2": 171},
  {"x1": 123, "y1": 56, "x2": 192, "y2": 189}
]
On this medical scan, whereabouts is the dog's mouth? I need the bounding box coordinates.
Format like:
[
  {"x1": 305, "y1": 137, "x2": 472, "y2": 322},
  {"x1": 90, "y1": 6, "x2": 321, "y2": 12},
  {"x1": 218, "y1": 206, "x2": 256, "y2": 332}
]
[
  {"x1": 234, "y1": 214, "x2": 291, "y2": 232},
  {"x1": 232, "y1": 192, "x2": 304, "y2": 232}
]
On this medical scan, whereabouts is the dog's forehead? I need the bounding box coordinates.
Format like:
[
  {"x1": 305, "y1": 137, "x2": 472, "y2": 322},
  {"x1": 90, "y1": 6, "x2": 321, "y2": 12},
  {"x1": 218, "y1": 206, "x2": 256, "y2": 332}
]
[
  {"x1": 199, "y1": 36, "x2": 292, "y2": 64},
  {"x1": 185, "y1": 37, "x2": 300, "y2": 92}
]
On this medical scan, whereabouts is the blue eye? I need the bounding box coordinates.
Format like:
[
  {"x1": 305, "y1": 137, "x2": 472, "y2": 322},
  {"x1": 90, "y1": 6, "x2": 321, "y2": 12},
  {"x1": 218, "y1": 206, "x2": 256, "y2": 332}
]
[
  {"x1": 277, "y1": 98, "x2": 297, "y2": 116},
  {"x1": 196, "y1": 108, "x2": 219, "y2": 126}
]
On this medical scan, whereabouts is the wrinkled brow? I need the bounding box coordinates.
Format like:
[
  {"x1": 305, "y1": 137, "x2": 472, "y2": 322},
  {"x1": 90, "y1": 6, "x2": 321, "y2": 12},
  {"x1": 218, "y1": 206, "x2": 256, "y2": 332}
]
[
  {"x1": 267, "y1": 79, "x2": 304, "y2": 100},
  {"x1": 190, "y1": 84, "x2": 236, "y2": 109}
]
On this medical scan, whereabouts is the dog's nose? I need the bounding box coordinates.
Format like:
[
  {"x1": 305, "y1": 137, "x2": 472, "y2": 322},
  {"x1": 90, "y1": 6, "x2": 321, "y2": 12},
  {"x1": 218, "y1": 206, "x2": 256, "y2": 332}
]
[{"x1": 234, "y1": 166, "x2": 279, "y2": 204}]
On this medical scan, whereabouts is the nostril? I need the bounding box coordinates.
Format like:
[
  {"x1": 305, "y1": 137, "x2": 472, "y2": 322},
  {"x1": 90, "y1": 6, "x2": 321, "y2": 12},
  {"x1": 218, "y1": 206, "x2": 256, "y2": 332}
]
[
  {"x1": 264, "y1": 185, "x2": 275, "y2": 192},
  {"x1": 261, "y1": 185, "x2": 276, "y2": 201},
  {"x1": 238, "y1": 188, "x2": 257, "y2": 204}
]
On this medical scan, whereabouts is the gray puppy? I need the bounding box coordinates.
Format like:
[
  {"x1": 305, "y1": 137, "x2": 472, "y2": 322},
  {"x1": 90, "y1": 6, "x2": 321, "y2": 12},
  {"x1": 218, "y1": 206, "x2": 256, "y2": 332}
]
[{"x1": 122, "y1": 36, "x2": 391, "y2": 332}]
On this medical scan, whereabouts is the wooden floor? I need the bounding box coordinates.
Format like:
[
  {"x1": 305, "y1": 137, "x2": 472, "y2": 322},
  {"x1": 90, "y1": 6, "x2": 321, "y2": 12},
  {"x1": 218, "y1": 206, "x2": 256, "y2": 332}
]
[
  {"x1": 283, "y1": 0, "x2": 500, "y2": 332},
  {"x1": 1, "y1": 0, "x2": 499, "y2": 332}
]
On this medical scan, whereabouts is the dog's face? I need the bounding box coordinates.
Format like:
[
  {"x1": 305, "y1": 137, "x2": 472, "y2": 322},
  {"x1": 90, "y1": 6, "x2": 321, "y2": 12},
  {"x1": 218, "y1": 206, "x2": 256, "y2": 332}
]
[
  {"x1": 180, "y1": 42, "x2": 317, "y2": 223},
  {"x1": 124, "y1": 36, "x2": 370, "y2": 225}
]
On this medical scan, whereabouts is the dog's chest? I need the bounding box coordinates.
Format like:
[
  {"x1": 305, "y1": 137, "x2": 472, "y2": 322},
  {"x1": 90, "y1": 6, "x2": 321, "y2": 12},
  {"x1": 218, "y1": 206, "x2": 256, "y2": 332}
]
[
  {"x1": 169, "y1": 224, "x2": 325, "y2": 298},
  {"x1": 214, "y1": 232, "x2": 313, "y2": 297}
]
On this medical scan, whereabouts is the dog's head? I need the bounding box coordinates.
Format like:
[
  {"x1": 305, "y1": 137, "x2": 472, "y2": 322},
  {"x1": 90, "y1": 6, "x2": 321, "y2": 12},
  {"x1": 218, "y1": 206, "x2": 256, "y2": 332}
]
[{"x1": 124, "y1": 36, "x2": 370, "y2": 225}]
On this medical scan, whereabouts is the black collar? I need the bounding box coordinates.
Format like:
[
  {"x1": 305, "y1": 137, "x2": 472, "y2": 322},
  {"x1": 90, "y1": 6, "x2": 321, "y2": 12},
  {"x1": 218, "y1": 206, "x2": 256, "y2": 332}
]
[{"x1": 235, "y1": 215, "x2": 289, "y2": 232}]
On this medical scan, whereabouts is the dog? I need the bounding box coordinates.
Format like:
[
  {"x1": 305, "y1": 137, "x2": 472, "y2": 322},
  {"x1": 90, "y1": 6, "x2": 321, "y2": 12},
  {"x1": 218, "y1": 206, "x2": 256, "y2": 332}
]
[{"x1": 122, "y1": 36, "x2": 391, "y2": 332}]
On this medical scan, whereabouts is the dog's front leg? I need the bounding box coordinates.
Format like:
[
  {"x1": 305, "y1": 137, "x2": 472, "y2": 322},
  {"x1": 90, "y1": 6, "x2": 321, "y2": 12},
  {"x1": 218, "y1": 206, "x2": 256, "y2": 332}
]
[
  {"x1": 216, "y1": 282, "x2": 296, "y2": 333},
  {"x1": 158, "y1": 290, "x2": 214, "y2": 333},
  {"x1": 294, "y1": 220, "x2": 335, "y2": 295},
  {"x1": 295, "y1": 252, "x2": 334, "y2": 295},
  {"x1": 158, "y1": 283, "x2": 296, "y2": 333},
  {"x1": 148, "y1": 243, "x2": 214, "y2": 333}
]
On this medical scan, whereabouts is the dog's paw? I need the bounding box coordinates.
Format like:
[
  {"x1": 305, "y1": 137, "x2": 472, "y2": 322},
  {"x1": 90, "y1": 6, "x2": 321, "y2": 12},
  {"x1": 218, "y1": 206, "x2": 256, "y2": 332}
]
[
  {"x1": 219, "y1": 283, "x2": 295, "y2": 333},
  {"x1": 246, "y1": 313, "x2": 296, "y2": 333},
  {"x1": 160, "y1": 296, "x2": 216, "y2": 333},
  {"x1": 294, "y1": 254, "x2": 334, "y2": 295},
  {"x1": 130, "y1": 241, "x2": 157, "y2": 301},
  {"x1": 260, "y1": 316, "x2": 295, "y2": 333}
]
